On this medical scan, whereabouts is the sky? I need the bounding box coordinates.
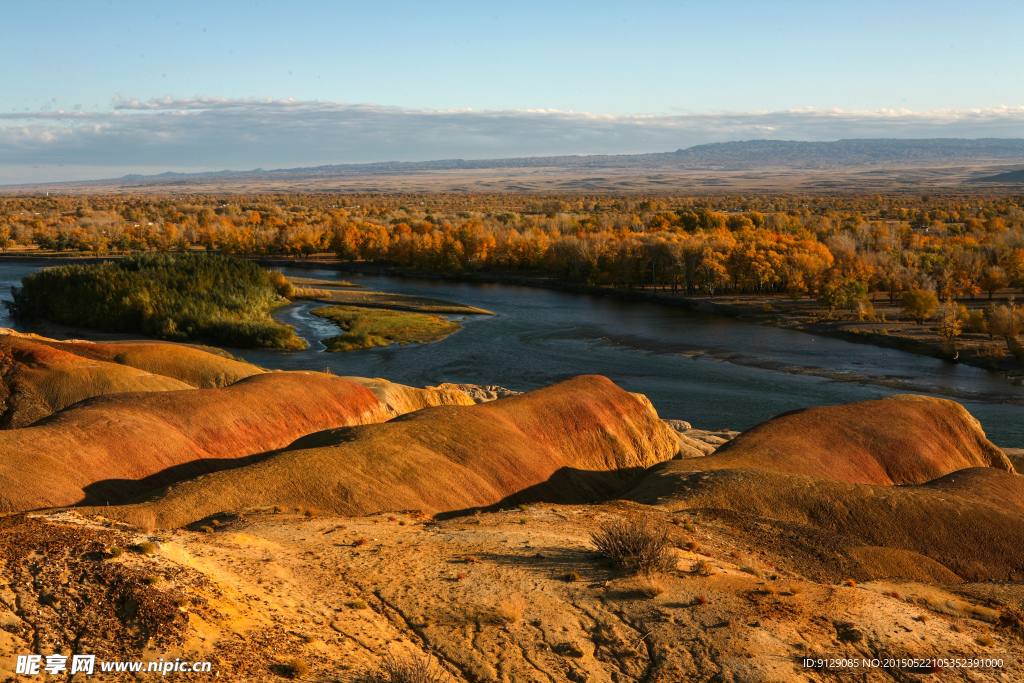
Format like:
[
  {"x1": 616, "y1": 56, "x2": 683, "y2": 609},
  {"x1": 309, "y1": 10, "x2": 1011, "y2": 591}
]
[{"x1": 2, "y1": 0, "x2": 1023, "y2": 184}]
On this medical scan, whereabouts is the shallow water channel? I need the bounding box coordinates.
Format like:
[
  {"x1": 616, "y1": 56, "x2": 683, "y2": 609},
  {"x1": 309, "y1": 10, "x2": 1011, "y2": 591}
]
[{"x1": 3, "y1": 262, "x2": 1024, "y2": 446}]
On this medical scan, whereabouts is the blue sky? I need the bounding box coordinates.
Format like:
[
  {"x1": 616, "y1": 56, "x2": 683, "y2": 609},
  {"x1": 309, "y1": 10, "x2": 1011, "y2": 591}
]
[{"x1": 2, "y1": 0, "x2": 1023, "y2": 183}]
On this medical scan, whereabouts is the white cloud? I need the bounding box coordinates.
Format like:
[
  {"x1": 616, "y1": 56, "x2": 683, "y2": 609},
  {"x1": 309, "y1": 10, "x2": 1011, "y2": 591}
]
[{"x1": 3, "y1": 97, "x2": 1024, "y2": 183}]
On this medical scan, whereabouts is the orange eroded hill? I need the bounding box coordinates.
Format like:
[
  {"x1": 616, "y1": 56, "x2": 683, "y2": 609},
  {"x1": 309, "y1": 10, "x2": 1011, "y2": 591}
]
[
  {"x1": 340, "y1": 376, "x2": 476, "y2": 415},
  {"x1": 689, "y1": 394, "x2": 1013, "y2": 485},
  {"x1": 625, "y1": 464, "x2": 1024, "y2": 581},
  {"x1": 0, "y1": 331, "x2": 263, "y2": 427},
  {"x1": 97, "y1": 375, "x2": 679, "y2": 528},
  {"x1": 0, "y1": 373, "x2": 389, "y2": 512}
]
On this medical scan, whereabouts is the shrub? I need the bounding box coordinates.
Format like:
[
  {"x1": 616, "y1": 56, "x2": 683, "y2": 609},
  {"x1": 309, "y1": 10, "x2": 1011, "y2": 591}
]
[
  {"x1": 495, "y1": 594, "x2": 526, "y2": 624},
  {"x1": 266, "y1": 270, "x2": 296, "y2": 298},
  {"x1": 108, "y1": 546, "x2": 123, "y2": 558},
  {"x1": 200, "y1": 526, "x2": 214, "y2": 534},
  {"x1": 739, "y1": 562, "x2": 763, "y2": 578},
  {"x1": 693, "y1": 595, "x2": 709, "y2": 606},
  {"x1": 591, "y1": 516, "x2": 675, "y2": 575},
  {"x1": 637, "y1": 575, "x2": 666, "y2": 598},
  {"x1": 285, "y1": 658, "x2": 308, "y2": 679},
  {"x1": 350, "y1": 600, "x2": 369, "y2": 610},
  {"x1": 365, "y1": 653, "x2": 449, "y2": 683},
  {"x1": 137, "y1": 541, "x2": 157, "y2": 555},
  {"x1": 564, "y1": 571, "x2": 582, "y2": 582},
  {"x1": 691, "y1": 560, "x2": 714, "y2": 576}
]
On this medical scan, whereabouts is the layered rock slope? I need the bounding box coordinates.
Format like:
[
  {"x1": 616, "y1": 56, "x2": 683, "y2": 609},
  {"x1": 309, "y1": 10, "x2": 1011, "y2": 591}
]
[
  {"x1": 685, "y1": 394, "x2": 1013, "y2": 485},
  {"x1": 0, "y1": 330, "x2": 261, "y2": 427},
  {"x1": 0, "y1": 373, "x2": 389, "y2": 512},
  {"x1": 95, "y1": 375, "x2": 680, "y2": 528}
]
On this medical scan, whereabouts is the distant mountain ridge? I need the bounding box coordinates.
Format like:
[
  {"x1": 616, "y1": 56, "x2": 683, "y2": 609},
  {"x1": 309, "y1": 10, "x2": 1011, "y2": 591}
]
[{"x1": 112, "y1": 138, "x2": 1024, "y2": 183}]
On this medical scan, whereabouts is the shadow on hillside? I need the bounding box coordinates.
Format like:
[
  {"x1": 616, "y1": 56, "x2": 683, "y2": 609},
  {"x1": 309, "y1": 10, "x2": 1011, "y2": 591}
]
[
  {"x1": 75, "y1": 449, "x2": 281, "y2": 506},
  {"x1": 469, "y1": 547, "x2": 615, "y2": 582},
  {"x1": 434, "y1": 465, "x2": 651, "y2": 521}
]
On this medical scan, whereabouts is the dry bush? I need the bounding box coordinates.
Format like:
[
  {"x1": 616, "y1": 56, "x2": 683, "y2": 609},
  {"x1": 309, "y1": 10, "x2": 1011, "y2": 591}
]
[
  {"x1": 739, "y1": 562, "x2": 764, "y2": 578},
  {"x1": 285, "y1": 658, "x2": 308, "y2": 679},
  {"x1": 691, "y1": 559, "x2": 715, "y2": 576},
  {"x1": 364, "y1": 652, "x2": 449, "y2": 683},
  {"x1": 136, "y1": 541, "x2": 157, "y2": 555},
  {"x1": 637, "y1": 575, "x2": 666, "y2": 598},
  {"x1": 683, "y1": 540, "x2": 700, "y2": 552},
  {"x1": 693, "y1": 595, "x2": 709, "y2": 606},
  {"x1": 977, "y1": 636, "x2": 994, "y2": 647},
  {"x1": 591, "y1": 516, "x2": 675, "y2": 575},
  {"x1": 844, "y1": 578, "x2": 858, "y2": 588},
  {"x1": 495, "y1": 594, "x2": 526, "y2": 624},
  {"x1": 564, "y1": 571, "x2": 582, "y2": 582}
]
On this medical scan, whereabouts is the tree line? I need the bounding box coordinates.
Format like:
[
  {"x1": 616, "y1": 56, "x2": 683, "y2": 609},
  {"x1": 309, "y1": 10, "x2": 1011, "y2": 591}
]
[{"x1": 3, "y1": 192, "x2": 1024, "y2": 308}]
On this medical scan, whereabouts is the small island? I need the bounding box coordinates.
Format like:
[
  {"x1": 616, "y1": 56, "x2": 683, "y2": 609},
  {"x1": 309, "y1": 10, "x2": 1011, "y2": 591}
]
[
  {"x1": 311, "y1": 305, "x2": 462, "y2": 351},
  {"x1": 5, "y1": 254, "x2": 307, "y2": 350}
]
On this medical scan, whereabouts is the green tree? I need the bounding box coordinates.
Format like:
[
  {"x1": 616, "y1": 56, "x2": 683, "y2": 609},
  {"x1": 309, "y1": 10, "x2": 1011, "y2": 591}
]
[
  {"x1": 901, "y1": 288, "x2": 939, "y2": 323},
  {"x1": 817, "y1": 278, "x2": 868, "y2": 314}
]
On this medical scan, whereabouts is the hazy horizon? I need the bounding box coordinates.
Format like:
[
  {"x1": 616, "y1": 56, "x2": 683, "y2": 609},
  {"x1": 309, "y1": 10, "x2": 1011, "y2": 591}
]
[{"x1": 3, "y1": 0, "x2": 1023, "y2": 184}]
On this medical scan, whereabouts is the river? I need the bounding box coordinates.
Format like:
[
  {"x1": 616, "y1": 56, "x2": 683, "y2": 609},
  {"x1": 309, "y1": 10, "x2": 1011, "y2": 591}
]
[{"x1": 2, "y1": 262, "x2": 1023, "y2": 446}]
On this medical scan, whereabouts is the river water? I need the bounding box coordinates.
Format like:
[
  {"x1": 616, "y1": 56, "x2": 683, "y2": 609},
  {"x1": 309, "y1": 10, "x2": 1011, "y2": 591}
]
[{"x1": 3, "y1": 262, "x2": 1023, "y2": 446}]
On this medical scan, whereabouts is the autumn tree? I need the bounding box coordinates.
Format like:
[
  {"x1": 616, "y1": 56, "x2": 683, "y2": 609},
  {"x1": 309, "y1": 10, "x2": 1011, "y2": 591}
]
[{"x1": 901, "y1": 288, "x2": 939, "y2": 323}]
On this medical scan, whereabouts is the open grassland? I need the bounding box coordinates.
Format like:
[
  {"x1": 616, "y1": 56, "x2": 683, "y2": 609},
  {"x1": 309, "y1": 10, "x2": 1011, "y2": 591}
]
[
  {"x1": 6, "y1": 254, "x2": 305, "y2": 350},
  {"x1": 311, "y1": 304, "x2": 463, "y2": 351}
]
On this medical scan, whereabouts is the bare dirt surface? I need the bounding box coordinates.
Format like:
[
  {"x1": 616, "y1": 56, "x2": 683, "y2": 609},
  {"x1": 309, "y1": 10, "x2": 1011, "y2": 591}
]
[{"x1": 2, "y1": 508, "x2": 1019, "y2": 682}]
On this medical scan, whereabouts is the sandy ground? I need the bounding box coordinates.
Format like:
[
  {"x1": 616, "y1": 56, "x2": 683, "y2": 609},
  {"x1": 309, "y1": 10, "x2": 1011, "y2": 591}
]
[{"x1": 2, "y1": 507, "x2": 1019, "y2": 683}]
